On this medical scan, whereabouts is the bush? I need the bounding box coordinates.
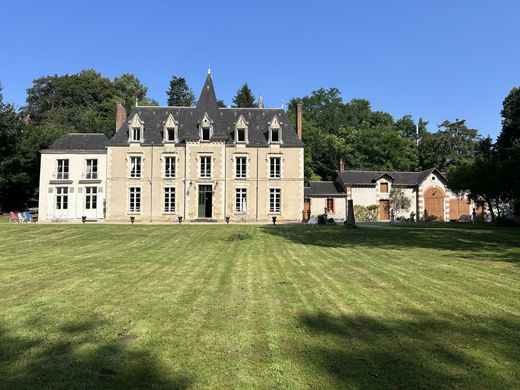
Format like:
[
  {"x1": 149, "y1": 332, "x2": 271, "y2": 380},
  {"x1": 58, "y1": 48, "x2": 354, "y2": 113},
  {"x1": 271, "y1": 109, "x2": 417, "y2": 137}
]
[
  {"x1": 327, "y1": 218, "x2": 336, "y2": 225},
  {"x1": 353, "y1": 205, "x2": 379, "y2": 221},
  {"x1": 317, "y1": 214, "x2": 328, "y2": 225}
]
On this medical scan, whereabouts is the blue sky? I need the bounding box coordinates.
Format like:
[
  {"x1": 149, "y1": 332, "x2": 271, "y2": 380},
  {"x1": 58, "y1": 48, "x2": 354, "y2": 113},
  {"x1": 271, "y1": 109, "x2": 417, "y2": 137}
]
[{"x1": 1, "y1": 0, "x2": 518, "y2": 138}]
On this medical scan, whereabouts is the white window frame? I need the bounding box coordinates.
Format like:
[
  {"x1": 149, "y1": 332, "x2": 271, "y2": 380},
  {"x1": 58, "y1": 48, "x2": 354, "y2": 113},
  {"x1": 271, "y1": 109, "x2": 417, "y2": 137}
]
[
  {"x1": 235, "y1": 156, "x2": 247, "y2": 179},
  {"x1": 269, "y1": 188, "x2": 281, "y2": 214},
  {"x1": 163, "y1": 114, "x2": 178, "y2": 143},
  {"x1": 129, "y1": 114, "x2": 144, "y2": 143},
  {"x1": 56, "y1": 159, "x2": 69, "y2": 180},
  {"x1": 85, "y1": 159, "x2": 98, "y2": 179},
  {"x1": 129, "y1": 186, "x2": 141, "y2": 213},
  {"x1": 199, "y1": 155, "x2": 212, "y2": 178},
  {"x1": 56, "y1": 187, "x2": 68, "y2": 210},
  {"x1": 85, "y1": 186, "x2": 97, "y2": 209},
  {"x1": 129, "y1": 156, "x2": 142, "y2": 178},
  {"x1": 235, "y1": 115, "x2": 248, "y2": 144},
  {"x1": 163, "y1": 156, "x2": 176, "y2": 178},
  {"x1": 164, "y1": 186, "x2": 176, "y2": 213},
  {"x1": 269, "y1": 156, "x2": 282, "y2": 179},
  {"x1": 268, "y1": 116, "x2": 282, "y2": 144},
  {"x1": 235, "y1": 188, "x2": 247, "y2": 214},
  {"x1": 199, "y1": 112, "x2": 213, "y2": 142}
]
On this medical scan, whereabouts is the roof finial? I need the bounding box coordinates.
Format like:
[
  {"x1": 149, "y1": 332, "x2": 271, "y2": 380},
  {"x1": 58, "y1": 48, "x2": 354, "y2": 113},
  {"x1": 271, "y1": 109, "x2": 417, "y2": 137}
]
[
  {"x1": 281, "y1": 99, "x2": 285, "y2": 110},
  {"x1": 258, "y1": 94, "x2": 264, "y2": 108},
  {"x1": 135, "y1": 97, "x2": 139, "y2": 107},
  {"x1": 207, "y1": 65, "x2": 211, "y2": 75}
]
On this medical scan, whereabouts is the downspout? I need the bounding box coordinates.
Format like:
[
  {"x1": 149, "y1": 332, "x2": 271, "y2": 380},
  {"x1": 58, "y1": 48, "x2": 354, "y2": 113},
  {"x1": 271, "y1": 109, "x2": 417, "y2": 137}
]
[
  {"x1": 224, "y1": 144, "x2": 227, "y2": 221},
  {"x1": 150, "y1": 144, "x2": 154, "y2": 223},
  {"x1": 256, "y1": 147, "x2": 259, "y2": 222},
  {"x1": 183, "y1": 143, "x2": 187, "y2": 220}
]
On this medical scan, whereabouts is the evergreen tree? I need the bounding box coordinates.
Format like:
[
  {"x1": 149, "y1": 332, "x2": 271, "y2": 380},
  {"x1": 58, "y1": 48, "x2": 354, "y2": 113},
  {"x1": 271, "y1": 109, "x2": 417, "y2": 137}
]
[
  {"x1": 232, "y1": 83, "x2": 256, "y2": 108},
  {"x1": 166, "y1": 76, "x2": 195, "y2": 106}
]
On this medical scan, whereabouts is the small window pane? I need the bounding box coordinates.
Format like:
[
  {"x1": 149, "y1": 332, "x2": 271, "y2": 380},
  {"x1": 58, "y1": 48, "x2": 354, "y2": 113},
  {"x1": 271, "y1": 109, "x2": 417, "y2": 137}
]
[
  {"x1": 235, "y1": 188, "x2": 247, "y2": 213},
  {"x1": 269, "y1": 188, "x2": 281, "y2": 213},
  {"x1": 164, "y1": 187, "x2": 176, "y2": 213}
]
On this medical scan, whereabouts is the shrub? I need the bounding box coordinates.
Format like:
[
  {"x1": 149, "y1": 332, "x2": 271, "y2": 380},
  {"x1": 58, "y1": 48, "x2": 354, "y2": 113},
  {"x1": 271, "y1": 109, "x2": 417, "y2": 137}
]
[
  {"x1": 317, "y1": 214, "x2": 328, "y2": 225},
  {"x1": 495, "y1": 216, "x2": 520, "y2": 227},
  {"x1": 353, "y1": 205, "x2": 379, "y2": 221}
]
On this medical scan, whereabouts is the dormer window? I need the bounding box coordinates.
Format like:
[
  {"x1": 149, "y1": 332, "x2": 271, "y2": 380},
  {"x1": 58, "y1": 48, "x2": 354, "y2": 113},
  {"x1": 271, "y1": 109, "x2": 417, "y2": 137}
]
[
  {"x1": 268, "y1": 116, "x2": 282, "y2": 144},
  {"x1": 163, "y1": 114, "x2": 178, "y2": 143},
  {"x1": 235, "y1": 115, "x2": 248, "y2": 144},
  {"x1": 199, "y1": 112, "x2": 213, "y2": 142},
  {"x1": 128, "y1": 114, "x2": 144, "y2": 143}
]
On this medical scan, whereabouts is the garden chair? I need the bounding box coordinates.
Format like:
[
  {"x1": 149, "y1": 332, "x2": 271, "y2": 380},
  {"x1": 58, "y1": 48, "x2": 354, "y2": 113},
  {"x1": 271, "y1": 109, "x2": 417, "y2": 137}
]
[
  {"x1": 24, "y1": 211, "x2": 33, "y2": 223},
  {"x1": 9, "y1": 211, "x2": 19, "y2": 223},
  {"x1": 18, "y1": 212, "x2": 25, "y2": 223}
]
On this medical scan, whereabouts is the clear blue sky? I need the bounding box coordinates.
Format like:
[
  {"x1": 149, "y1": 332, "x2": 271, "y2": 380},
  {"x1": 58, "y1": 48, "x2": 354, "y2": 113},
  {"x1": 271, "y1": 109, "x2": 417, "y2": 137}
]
[{"x1": 1, "y1": 0, "x2": 519, "y2": 139}]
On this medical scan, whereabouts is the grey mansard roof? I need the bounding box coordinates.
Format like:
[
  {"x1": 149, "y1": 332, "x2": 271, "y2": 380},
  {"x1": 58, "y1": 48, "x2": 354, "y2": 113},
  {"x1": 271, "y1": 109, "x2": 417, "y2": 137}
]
[
  {"x1": 109, "y1": 73, "x2": 303, "y2": 147},
  {"x1": 44, "y1": 133, "x2": 109, "y2": 152},
  {"x1": 336, "y1": 168, "x2": 446, "y2": 187}
]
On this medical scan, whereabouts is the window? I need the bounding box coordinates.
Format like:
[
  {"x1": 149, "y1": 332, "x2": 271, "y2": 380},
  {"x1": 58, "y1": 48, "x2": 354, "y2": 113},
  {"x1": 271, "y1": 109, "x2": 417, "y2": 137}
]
[
  {"x1": 85, "y1": 187, "x2": 97, "y2": 209},
  {"x1": 271, "y1": 128, "x2": 280, "y2": 143},
  {"x1": 235, "y1": 156, "x2": 247, "y2": 178},
  {"x1": 164, "y1": 187, "x2": 175, "y2": 213},
  {"x1": 56, "y1": 187, "x2": 68, "y2": 209},
  {"x1": 129, "y1": 187, "x2": 141, "y2": 213},
  {"x1": 129, "y1": 156, "x2": 141, "y2": 178},
  {"x1": 326, "y1": 198, "x2": 335, "y2": 213},
  {"x1": 56, "y1": 159, "x2": 69, "y2": 180},
  {"x1": 85, "y1": 159, "x2": 98, "y2": 179},
  {"x1": 235, "y1": 188, "x2": 247, "y2": 213},
  {"x1": 202, "y1": 127, "x2": 210, "y2": 141},
  {"x1": 165, "y1": 127, "x2": 176, "y2": 142},
  {"x1": 269, "y1": 188, "x2": 281, "y2": 213},
  {"x1": 200, "y1": 156, "x2": 212, "y2": 178},
  {"x1": 269, "y1": 156, "x2": 281, "y2": 179},
  {"x1": 237, "y1": 128, "x2": 246, "y2": 143},
  {"x1": 164, "y1": 156, "x2": 176, "y2": 178},
  {"x1": 131, "y1": 127, "x2": 141, "y2": 142},
  {"x1": 380, "y1": 182, "x2": 389, "y2": 193}
]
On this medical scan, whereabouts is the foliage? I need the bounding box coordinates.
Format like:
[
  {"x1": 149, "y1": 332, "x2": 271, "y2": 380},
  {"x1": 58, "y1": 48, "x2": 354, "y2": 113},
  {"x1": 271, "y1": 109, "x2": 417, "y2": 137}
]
[
  {"x1": 113, "y1": 73, "x2": 151, "y2": 112},
  {"x1": 389, "y1": 188, "x2": 412, "y2": 213},
  {"x1": 353, "y1": 204, "x2": 379, "y2": 221},
  {"x1": 419, "y1": 119, "x2": 479, "y2": 172},
  {"x1": 166, "y1": 76, "x2": 195, "y2": 107},
  {"x1": 497, "y1": 87, "x2": 520, "y2": 150},
  {"x1": 317, "y1": 213, "x2": 328, "y2": 225},
  {"x1": 232, "y1": 83, "x2": 256, "y2": 108}
]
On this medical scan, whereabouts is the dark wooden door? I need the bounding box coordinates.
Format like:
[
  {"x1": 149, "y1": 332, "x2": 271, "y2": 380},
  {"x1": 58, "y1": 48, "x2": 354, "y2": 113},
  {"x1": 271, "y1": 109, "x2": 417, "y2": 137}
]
[
  {"x1": 424, "y1": 187, "x2": 445, "y2": 221},
  {"x1": 379, "y1": 200, "x2": 390, "y2": 220},
  {"x1": 303, "y1": 198, "x2": 310, "y2": 221},
  {"x1": 198, "y1": 185, "x2": 212, "y2": 218}
]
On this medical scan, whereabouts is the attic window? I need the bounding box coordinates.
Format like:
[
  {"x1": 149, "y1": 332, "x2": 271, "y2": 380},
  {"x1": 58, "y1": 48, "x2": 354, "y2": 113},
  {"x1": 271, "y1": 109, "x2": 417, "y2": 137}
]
[
  {"x1": 271, "y1": 128, "x2": 279, "y2": 143},
  {"x1": 166, "y1": 128, "x2": 175, "y2": 142},
  {"x1": 202, "y1": 127, "x2": 210, "y2": 141},
  {"x1": 131, "y1": 127, "x2": 141, "y2": 142},
  {"x1": 237, "y1": 128, "x2": 246, "y2": 142}
]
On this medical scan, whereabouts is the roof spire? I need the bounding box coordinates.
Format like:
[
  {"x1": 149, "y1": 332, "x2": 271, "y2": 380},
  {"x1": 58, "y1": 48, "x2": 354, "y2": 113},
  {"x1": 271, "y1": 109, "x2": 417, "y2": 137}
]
[
  {"x1": 258, "y1": 94, "x2": 264, "y2": 108},
  {"x1": 207, "y1": 65, "x2": 211, "y2": 75}
]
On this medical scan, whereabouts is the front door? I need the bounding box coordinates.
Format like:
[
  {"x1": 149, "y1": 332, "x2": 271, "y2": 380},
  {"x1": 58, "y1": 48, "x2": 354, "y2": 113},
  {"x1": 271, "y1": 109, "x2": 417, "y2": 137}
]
[
  {"x1": 198, "y1": 185, "x2": 213, "y2": 218},
  {"x1": 379, "y1": 200, "x2": 390, "y2": 220}
]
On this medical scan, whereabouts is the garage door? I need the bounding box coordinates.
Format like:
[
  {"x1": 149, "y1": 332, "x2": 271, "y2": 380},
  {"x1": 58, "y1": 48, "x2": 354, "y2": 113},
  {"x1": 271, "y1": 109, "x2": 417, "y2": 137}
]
[
  {"x1": 450, "y1": 198, "x2": 470, "y2": 220},
  {"x1": 424, "y1": 187, "x2": 445, "y2": 221}
]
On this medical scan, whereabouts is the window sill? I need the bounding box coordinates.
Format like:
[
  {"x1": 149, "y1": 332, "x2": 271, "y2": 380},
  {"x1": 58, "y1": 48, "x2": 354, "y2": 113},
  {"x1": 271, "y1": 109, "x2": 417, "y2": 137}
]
[
  {"x1": 234, "y1": 177, "x2": 247, "y2": 180},
  {"x1": 163, "y1": 177, "x2": 177, "y2": 180},
  {"x1": 162, "y1": 212, "x2": 177, "y2": 215},
  {"x1": 269, "y1": 177, "x2": 281, "y2": 180},
  {"x1": 128, "y1": 212, "x2": 141, "y2": 215},
  {"x1": 268, "y1": 212, "x2": 281, "y2": 215},
  {"x1": 128, "y1": 177, "x2": 142, "y2": 180}
]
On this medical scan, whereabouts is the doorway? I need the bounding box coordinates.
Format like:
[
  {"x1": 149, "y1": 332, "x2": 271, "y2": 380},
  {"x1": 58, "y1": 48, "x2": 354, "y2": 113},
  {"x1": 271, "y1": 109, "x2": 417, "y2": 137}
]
[
  {"x1": 379, "y1": 200, "x2": 390, "y2": 220},
  {"x1": 424, "y1": 187, "x2": 445, "y2": 221},
  {"x1": 198, "y1": 185, "x2": 213, "y2": 218}
]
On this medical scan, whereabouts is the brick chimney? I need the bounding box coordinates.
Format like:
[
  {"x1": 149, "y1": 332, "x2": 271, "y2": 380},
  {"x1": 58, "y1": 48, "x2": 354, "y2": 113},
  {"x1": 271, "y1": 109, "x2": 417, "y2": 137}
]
[
  {"x1": 296, "y1": 101, "x2": 303, "y2": 141},
  {"x1": 339, "y1": 159, "x2": 345, "y2": 172},
  {"x1": 115, "y1": 102, "x2": 127, "y2": 131}
]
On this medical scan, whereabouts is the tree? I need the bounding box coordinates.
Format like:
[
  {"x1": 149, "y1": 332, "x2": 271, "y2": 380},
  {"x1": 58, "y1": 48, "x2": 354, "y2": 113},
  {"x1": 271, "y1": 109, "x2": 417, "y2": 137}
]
[
  {"x1": 419, "y1": 119, "x2": 479, "y2": 171},
  {"x1": 113, "y1": 73, "x2": 148, "y2": 112},
  {"x1": 389, "y1": 188, "x2": 412, "y2": 215},
  {"x1": 232, "y1": 83, "x2": 256, "y2": 108},
  {"x1": 497, "y1": 87, "x2": 520, "y2": 150},
  {"x1": 166, "y1": 76, "x2": 195, "y2": 106}
]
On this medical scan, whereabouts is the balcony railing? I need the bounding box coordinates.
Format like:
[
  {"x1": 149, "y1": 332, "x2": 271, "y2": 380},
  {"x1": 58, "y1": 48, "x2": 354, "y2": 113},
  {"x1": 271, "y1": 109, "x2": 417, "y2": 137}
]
[
  {"x1": 52, "y1": 172, "x2": 70, "y2": 180},
  {"x1": 82, "y1": 172, "x2": 99, "y2": 180}
]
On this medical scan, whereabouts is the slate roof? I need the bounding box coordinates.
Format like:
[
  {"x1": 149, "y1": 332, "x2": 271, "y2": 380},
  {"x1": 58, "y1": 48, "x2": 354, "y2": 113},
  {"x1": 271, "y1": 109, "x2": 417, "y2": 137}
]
[
  {"x1": 336, "y1": 168, "x2": 445, "y2": 186},
  {"x1": 109, "y1": 73, "x2": 303, "y2": 147},
  {"x1": 305, "y1": 181, "x2": 347, "y2": 197},
  {"x1": 45, "y1": 133, "x2": 109, "y2": 151}
]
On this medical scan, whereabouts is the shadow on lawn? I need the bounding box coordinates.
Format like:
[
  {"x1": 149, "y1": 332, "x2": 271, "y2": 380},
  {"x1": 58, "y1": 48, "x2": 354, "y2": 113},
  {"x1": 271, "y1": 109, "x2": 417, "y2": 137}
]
[
  {"x1": 261, "y1": 225, "x2": 520, "y2": 264},
  {"x1": 0, "y1": 315, "x2": 190, "y2": 390},
  {"x1": 296, "y1": 310, "x2": 520, "y2": 388}
]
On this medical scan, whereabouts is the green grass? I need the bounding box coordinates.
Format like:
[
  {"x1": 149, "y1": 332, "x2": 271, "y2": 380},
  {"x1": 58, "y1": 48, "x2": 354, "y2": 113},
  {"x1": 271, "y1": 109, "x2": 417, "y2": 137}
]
[{"x1": 0, "y1": 224, "x2": 519, "y2": 389}]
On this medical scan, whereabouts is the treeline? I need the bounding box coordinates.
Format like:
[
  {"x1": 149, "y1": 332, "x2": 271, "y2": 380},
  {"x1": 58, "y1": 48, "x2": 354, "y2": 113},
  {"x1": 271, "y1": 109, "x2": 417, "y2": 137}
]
[{"x1": 0, "y1": 70, "x2": 518, "y2": 219}]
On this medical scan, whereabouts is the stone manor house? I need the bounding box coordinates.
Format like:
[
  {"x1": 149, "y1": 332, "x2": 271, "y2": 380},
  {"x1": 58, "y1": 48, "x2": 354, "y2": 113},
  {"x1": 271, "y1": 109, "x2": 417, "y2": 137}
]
[{"x1": 38, "y1": 72, "x2": 476, "y2": 223}]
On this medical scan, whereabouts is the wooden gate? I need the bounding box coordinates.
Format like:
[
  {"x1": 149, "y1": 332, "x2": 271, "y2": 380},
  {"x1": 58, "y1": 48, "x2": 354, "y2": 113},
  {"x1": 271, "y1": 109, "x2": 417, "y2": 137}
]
[
  {"x1": 449, "y1": 198, "x2": 470, "y2": 220},
  {"x1": 424, "y1": 187, "x2": 445, "y2": 221}
]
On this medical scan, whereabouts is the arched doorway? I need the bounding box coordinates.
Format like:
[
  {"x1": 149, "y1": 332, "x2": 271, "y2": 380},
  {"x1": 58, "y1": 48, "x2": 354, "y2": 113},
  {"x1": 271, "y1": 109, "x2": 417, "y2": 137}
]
[{"x1": 424, "y1": 187, "x2": 445, "y2": 221}]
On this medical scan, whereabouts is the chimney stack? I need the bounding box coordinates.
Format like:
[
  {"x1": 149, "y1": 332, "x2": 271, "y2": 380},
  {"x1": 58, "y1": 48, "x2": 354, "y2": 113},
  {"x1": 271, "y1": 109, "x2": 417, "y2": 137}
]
[
  {"x1": 296, "y1": 101, "x2": 303, "y2": 141},
  {"x1": 339, "y1": 159, "x2": 345, "y2": 172},
  {"x1": 116, "y1": 102, "x2": 127, "y2": 131}
]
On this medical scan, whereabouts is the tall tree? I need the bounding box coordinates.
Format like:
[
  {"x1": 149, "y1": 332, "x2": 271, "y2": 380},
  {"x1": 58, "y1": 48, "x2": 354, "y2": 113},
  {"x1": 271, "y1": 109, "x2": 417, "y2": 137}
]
[
  {"x1": 497, "y1": 87, "x2": 520, "y2": 150},
  {"x1": 233, "y1": 83, "x2": 256, "y2": 108},
  {"x1": 419, "y1": 119, "x2": 479, "y2": 171},
  {"x1": 113, "y1": 73, "x2": 148, "y2": 112},
  {"x1": 166, "y1": 76, "x2": 195, "y2": 106}
]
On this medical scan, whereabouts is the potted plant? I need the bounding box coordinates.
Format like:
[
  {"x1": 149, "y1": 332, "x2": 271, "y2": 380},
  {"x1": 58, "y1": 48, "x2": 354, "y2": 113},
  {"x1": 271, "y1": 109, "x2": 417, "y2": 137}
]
[
  {"x1": 130, "y1": 216, "x2": 135, "y2": 224},
  {"x1": 225, "y1": 216, "x2": 230, "y2": 224},
  {"x1": 178, "y1": 216, "x2": 183, "y2": 224},
  {"x1": 272, "y1": 216, "x2": 277, "y2": 225},
  {"x1": 82, "y1": 216, "x2": 86, "y2": 223}
]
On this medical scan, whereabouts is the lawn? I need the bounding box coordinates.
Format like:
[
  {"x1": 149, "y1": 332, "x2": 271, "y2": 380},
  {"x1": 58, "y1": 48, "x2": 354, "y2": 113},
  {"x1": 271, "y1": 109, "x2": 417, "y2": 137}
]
[{"x1": 0, "y1": 224, "x2": 519, "y2": 389}]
